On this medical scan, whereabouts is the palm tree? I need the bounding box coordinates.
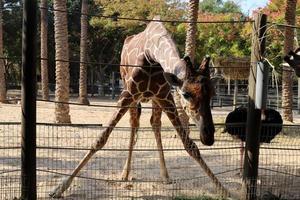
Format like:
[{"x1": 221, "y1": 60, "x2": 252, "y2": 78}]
[
  {"x1": 282, "y1": 0, "x2": 297, "y2": 122},
  {"x1": 0, "y1": 0, "x2": 6, "y2": 103},
  {"x1": 78, "y1": 0, "x2": 90, "y2": 105},
  {"x1": 53, "y1": 0, "x2": 71, "y2": 123},
  {"x1": 40, "y1": 0, "x2": 49, "y2": 100},
  {"x1": 185, "y1": 0, "x2": 199, "y2": 63}
]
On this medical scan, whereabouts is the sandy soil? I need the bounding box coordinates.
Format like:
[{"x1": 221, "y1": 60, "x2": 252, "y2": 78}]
[{"x1": 0, "y1": 97, "x2": 299, "y2": 200}]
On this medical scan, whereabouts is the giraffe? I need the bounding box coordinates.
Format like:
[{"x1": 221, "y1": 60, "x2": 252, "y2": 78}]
[
  {"x1": 284, "y1": 47, "x2": 300, "y2": 77},
  {"x1": 50, "y1": 16, "x2": 229, "y2": 198}
]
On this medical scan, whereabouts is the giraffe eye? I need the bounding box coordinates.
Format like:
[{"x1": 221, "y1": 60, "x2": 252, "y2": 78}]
[{"x1": 182, "y1": 92, "x2": 192, "y2": 100}]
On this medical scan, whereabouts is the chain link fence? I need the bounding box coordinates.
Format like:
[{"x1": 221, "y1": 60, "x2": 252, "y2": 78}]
[{"x1": 0, "y1": 122, "x2": 299, "y2": 199}]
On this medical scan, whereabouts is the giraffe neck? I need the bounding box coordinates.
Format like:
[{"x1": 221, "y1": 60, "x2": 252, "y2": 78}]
[{"x1": 144, "y1": 21, "x2": 187, "y2": 79}]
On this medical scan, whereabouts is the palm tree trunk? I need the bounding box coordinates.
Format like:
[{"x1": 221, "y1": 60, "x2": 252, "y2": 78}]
[
  {"x1": 282, "y1": 0, "x2": 297, "y2": 122},
  {"x1": 185, "y1": 0, "x2": 199, "y2": 63},
  {"x1": 54, "y1": 0, "x2": 71, "y2": 123},
  {"x1": 78, "y1": 0, "x2": 90, "y2": 105},
  {"x1": 0, "y1": 0, "x2": 6, "y2": 103},
  {"x1": 40, "y1": 0, "x2": 49, "y2": 100}
]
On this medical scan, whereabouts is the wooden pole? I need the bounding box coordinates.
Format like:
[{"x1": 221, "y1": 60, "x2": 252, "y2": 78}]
[
  {"x1": 21, "y1": 0, "x2": 37, "y2": 199},
  {"x1": 242, "y1": 13, "x2": 267, "y2": 200}
]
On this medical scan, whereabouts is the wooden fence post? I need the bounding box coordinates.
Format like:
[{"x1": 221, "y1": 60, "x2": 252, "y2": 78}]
[
  {"x1": 242, "y1": 13, "x2": 267, "y2": 200},
  {"x1": 21, "y1": 0, "x2": 37, "y2": 199},
  {"x1": 298, "y1": 78, "x2": 300, "y2": 114}
]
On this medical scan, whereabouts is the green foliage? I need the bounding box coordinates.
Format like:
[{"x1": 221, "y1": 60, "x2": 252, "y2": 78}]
[
  {"x1": 90, "y1": 0, "x2": 185, "y2": 35},
  {"x1": 199, "y1": 0, "x2": 241, "y2": 14}
]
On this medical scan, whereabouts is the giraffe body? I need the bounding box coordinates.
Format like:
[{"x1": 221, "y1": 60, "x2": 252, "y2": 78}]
[{"x1": 50, "y1": 17, "x2": 229, "y2": 198}]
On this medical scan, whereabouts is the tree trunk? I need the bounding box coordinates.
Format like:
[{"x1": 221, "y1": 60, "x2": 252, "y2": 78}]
[
  {"x1": 282, "y1": 0, "x2": 297, "y2": 122},
  {"x1": 185, "y1": 0, "x2": 199, "y2": 63},
  {"x1": 54, "y1": 0, "x2": 71, "y2": 123},
  {"x1": 78, "y1": 0, "x2": 89, "y2": 105},
  {"x1": 0, "y1": 0, "x2": 6, "y2": 103},
  {"x1": 40, "y1": 0, "x2": 49, "y2": 100}
]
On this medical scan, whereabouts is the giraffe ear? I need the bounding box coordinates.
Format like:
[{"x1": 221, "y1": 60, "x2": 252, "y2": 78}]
[
  {"x1": 183, "y1": 56, "x2": 193, "y2": 69},
  {"x1": 199, "y1": 55, "x2": 211, "y2": 77},
  {"x1": 183, "y1": 55, "x2": 195, "y2": 78},
  {"x1": 163, "y1": 72, "x2": 183, "y2": 87}
]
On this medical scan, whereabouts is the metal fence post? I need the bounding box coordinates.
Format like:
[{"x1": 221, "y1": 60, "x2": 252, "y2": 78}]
[
  {"x1": 233, "y1": 80, "x2": 238, "y2": 109},
  {"x1": 242, "y1": 13, "x2": 267, "y2": 200},
  {"x1": 21, "y1": 0, "x2": 37, "y2": 199}
]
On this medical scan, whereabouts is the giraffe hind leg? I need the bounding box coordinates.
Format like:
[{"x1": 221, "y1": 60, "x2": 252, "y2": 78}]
[
  {"x1": 49, "y1": 92, "x2": 133, "y2": 198},
  {"x1": 121, "y1": 103, "x2": 141, "y2": 180}
]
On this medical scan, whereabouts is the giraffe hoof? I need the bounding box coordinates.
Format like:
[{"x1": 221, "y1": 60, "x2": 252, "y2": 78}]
[
  {"x1": 162, "y1": 177, "x2": 172, "y2": 184},
  {"x1": 235, "y1": 171, "x2": 242, "y2": 177},
  {"x1": 49, "y1": 177, "x2": 73, "y2": 198},
  {"x1": 120, "y1": 173, "x2": 129, "y2": 181}
]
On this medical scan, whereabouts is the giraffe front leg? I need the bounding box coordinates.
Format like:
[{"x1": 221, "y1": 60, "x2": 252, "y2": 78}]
[
  {"x1": 49, "y1": 92, "x2": 133, "y2": 198},
  {"x1": 121, "y1": 103, "x2": 141, "y2": 180},
  {"x1": 157, "y1": 95, "x2": 230, "y2": 198},
  {"x1": 151, "y1": 102, "x2": 170, "y2": 183}
]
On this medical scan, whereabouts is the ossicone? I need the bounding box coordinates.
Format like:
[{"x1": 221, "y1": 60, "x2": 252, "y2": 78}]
[{"x1": 199, "y1": 55, "x2": 211, "y2": 77}]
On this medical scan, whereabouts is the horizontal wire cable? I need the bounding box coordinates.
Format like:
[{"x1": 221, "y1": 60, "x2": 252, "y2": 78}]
[
  {"x1": 0, "y1": 169, "x2": 21, "y2": 175},
  {"x1": 3, "y1": 5, "x2": 254, "y2": 24},
  {"x1": 36, "y1": 168, "x2": 242, "y2": 183},
  {"x1": 0, "y1": 121, "x2": 299, "y2": 129},
  {"x1": 0, "y1": 145, "x2": 298, "y2": 151},
  {"x1": 39, "y1": 6, "x2": 254, "y2": 25},
  {"x1": 258, "y1": 167, "x2": 300, "y2": 177},
  {"x1": 4, "y1": 98, "x2": 183, "y2": 109},
  {"x1": 35, "y1": 146, "x2": 242, "y2": 151},
  {"x1": 4, "y1": 97, "x2": 300, "y2": 111},
  {"x1": 260, "y1": 146, "x2": 300, "y2": 151},
  {"x1": 1, "y1": 56, "x2": 259, "y2": 69},
  {"x1": 5, "y1": 5, "x2": 300, "y2": 29},
  {"x1": 267, "y1": 22, "x2": 300, "y2": 30}
]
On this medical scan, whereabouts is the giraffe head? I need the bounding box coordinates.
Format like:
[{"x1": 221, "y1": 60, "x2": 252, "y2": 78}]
[
  {"x1": 164, "y1": 56, "x2": 216, "y2": 146},
  {"x1": 283, "y1": 47, "x2": 300, "y2": 77}
]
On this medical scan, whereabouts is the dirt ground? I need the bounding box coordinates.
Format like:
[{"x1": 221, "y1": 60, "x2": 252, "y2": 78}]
[{"x1": 0, "y1": 97, "x2": 299, "y2": 199}]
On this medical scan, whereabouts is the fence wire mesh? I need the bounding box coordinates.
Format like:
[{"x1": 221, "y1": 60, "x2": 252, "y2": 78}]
[{"x1": 0, "y1": 122, "x2": 299, "y2": 199}]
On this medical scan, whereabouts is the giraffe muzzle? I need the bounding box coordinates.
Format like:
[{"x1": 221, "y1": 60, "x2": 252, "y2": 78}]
[{"x1": 200, "y1": 124, "x2": 215, "y2": 146}]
